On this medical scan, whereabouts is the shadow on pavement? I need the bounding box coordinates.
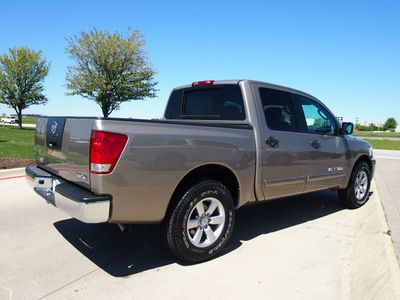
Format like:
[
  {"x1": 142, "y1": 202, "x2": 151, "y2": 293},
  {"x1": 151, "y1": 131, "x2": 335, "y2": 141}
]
[{"x1": 54, "y1": 189, "x2": 344, "y2": 277}]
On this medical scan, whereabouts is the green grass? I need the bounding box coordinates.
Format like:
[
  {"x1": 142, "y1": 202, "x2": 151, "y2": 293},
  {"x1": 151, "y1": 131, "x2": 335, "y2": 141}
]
[
  {"x1": 363, "y1": 139, "x2": 400, "y2": 151},
  {"x1": 0, "y1": 126, "x2": 35, "y2": 158},
  {"x1": 21, "y1": 118, "x2": 38, "y2": 124},
  {"x1": 353, "y1": 131, "x2": 400, "y2": 138}
]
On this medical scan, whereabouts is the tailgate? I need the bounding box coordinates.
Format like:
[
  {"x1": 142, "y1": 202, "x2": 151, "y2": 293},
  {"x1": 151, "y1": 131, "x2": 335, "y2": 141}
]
[{"x1": 35, "y1": 117, "x2": 95, "y2": 189}]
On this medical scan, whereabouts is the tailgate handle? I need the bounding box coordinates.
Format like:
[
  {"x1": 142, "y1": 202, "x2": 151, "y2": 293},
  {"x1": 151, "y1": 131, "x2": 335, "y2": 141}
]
[{"x1": 266, "y1": 136, "x2": 279, "y2": 147}]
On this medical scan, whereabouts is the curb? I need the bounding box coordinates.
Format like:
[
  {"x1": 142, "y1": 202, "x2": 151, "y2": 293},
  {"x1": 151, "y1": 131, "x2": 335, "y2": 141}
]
[
  {"x1": 334, "y1": 179, "x2": 400, "y2": 299},
  {"x1": 0, "y1": 167, "x2": 26, "y2": 179},
  {"x1": 364, "y1": 180, "x2": 400, "y2": 297}
]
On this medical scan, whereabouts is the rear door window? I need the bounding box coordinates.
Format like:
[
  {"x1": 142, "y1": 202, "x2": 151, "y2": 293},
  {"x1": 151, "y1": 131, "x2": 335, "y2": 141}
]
[{"x1": 259, "y1": 88, "x2": 299, "y2": 132}]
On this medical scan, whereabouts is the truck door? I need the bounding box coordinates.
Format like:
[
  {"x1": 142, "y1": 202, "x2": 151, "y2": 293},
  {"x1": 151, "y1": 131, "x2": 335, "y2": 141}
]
[
  {"x1": 255, "y1": 85, "x2": 309, "y2": 200},
  {"x1": 293, "y1": 94, "x2": 347, "y2": 192}
]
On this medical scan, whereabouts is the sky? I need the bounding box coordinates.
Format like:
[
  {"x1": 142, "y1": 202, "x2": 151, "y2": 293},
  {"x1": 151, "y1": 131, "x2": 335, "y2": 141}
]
[{"x1": 0, "y1": 0, "x2": 399, "y2": 127}]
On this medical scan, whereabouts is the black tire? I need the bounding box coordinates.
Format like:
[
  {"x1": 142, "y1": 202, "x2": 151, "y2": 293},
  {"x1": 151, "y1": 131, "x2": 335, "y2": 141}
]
[
  {"x1": 165, "y1": 179, "x2": 235, "y2": 263},
  {"x1": 338, "y1": 161, "x2": 371, "y2": 209}
]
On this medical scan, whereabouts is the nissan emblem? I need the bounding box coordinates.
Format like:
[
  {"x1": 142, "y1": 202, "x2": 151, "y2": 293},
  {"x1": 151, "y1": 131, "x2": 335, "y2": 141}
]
[{"x1": 51, "y1": 121, "x2": 58, "y2": 134}]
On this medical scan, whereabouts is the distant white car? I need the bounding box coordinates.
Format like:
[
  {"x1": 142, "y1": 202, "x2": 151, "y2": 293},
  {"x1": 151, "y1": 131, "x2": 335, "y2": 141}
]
[{"x1": 1, "y1": 116, "x2": 18, "y2": 124}]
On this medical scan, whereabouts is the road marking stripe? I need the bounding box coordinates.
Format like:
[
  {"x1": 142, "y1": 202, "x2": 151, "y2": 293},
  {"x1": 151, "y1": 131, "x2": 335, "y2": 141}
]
[{"x1": 0, "y1": 175, "x2": 25, "y2": 181}]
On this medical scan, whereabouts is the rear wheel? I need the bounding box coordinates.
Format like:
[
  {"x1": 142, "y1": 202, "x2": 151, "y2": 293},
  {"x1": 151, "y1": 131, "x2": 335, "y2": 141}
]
[
  {"x1": 338, "y1": 161, "x2": 371, "y2": 209},
  {"x1": 164, "y1": 179, "x2": 235, "y2": 263}
]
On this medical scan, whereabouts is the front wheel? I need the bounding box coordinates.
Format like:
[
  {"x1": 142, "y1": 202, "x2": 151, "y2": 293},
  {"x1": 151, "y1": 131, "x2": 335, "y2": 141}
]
[
  {"x1": 338, "y1": 161, "x2": 371, "y2": 209},
  {"x1": 164, "y1": 179, "x2": 235, "y2": 263}
]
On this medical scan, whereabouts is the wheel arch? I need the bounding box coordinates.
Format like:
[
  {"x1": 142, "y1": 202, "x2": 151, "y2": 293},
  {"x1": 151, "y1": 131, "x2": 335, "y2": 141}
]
[
  {"x1": 353, "y1": 154, "x2": 375, "y2": 181},
  {"x1": 339, "y1": 156, "x2": 372, "y2": 209},
  {"x1": 343, "y1": 154, "x2": 374, "y2": 189},
  {"x1": 164, "y1": 164, "x2": 240, "y2": 221}
]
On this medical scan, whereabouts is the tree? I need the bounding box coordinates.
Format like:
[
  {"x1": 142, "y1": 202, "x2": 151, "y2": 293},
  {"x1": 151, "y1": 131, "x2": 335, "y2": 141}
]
[
  {"x1": 65, "y1": 27, "x2": 158, "y2": 118},
  {"x1": 369, "y1": 123, "x2": 378, "y2": 131},
  {"x1": 383, "y1": 117, "x2": 398, "y2": 132},
  {"x1": 0, "y1": 46, "x2": 50, "y2": 129}
]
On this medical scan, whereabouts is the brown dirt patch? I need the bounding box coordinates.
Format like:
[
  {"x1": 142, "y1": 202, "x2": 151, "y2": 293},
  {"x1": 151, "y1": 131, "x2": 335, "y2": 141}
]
[{"x1": 0, "y1": 157, "x2": 36, "y2": 170}]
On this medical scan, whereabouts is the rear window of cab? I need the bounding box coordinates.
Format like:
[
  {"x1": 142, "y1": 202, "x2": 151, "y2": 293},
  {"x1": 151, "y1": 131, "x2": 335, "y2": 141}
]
[{"x1": 164, "y1": 85, "x2": 245, "y2": 120}]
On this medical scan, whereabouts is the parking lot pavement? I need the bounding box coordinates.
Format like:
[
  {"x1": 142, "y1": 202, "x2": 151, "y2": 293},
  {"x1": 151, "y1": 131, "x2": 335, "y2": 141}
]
[{"x1": 1, "y1": 172, "x2": 399, "y2": 299}]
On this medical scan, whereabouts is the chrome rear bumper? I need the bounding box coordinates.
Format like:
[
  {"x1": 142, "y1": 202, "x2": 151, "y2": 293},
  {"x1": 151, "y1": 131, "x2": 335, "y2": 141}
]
[{"x1": 26, "y1": 166, "x2": 111, "y2": 223}]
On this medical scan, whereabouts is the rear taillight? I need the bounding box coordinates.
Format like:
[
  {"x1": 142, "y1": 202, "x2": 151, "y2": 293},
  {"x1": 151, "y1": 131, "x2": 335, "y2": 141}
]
[
  {"x1": 90, "y1": 130, "x2": 128, "y2": 174},
  {"x1": 192, "y1": 80, "x2": 214, "y2": 86}
]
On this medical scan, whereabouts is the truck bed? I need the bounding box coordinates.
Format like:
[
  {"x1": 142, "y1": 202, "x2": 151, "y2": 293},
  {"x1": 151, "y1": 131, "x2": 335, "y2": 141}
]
[{"x1": 34, "y1": 116, "x2": 257, "y2": 223}]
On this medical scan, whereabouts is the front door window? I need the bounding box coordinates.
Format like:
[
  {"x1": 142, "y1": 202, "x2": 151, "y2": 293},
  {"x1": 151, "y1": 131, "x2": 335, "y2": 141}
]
[{"x1": 293, "y1": 94, "x2": 346, "y2": 191}]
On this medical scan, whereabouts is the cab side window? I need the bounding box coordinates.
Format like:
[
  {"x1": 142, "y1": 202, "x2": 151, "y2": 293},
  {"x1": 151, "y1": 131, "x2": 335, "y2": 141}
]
[
  {"x1": 293, "y1": 95, "x2": 337, "y2": 135},
  {"x1": 259, "y1": 88, "x2": 299, "y2": 132}
]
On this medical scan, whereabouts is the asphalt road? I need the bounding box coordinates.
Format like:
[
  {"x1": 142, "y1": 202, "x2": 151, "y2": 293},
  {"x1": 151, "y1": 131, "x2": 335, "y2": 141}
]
[{"x1": 0, "y1": 164, "x2": 399, "y2": 299}]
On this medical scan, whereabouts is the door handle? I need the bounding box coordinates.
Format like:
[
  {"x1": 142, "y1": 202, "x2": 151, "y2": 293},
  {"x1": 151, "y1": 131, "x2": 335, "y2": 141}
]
[
  {"x1": 266, "y1": 136, "x2": 279, "y2": 147},
  {"x1": 311, "y1": 140, "x2": 320, "y2": 149}
]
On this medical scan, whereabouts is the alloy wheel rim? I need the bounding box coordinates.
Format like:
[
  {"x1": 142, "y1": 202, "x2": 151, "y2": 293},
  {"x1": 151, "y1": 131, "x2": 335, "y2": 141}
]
[
  {"x1": 355, "y1": 170, "x2": 368, "y2": 202},
  {"x1": 186, "y1": 197, "x2": 225, "y2": 248}
]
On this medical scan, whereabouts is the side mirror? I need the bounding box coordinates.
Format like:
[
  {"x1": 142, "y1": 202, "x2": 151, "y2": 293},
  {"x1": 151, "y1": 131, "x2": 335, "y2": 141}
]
[{"x1": 342, "y1": 122, "x2": 354, "y2": 135}]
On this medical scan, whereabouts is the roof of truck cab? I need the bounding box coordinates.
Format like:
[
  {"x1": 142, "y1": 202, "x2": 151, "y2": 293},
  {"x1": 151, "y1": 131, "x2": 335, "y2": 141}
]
[{"x1": 173, "y1": 79, "x2": 320, "y2": 102}]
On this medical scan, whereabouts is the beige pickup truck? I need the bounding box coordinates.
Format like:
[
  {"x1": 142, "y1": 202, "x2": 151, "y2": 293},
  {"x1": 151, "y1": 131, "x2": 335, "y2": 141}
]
[{"x1": 26, "y1": 80, "x2": 376, "y2": 262}]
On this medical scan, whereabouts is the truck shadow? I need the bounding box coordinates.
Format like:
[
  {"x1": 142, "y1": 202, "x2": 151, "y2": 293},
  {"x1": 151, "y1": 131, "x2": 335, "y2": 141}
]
[{"x1": 53, "y1": 189, "x2": 351, "y2": 277}]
